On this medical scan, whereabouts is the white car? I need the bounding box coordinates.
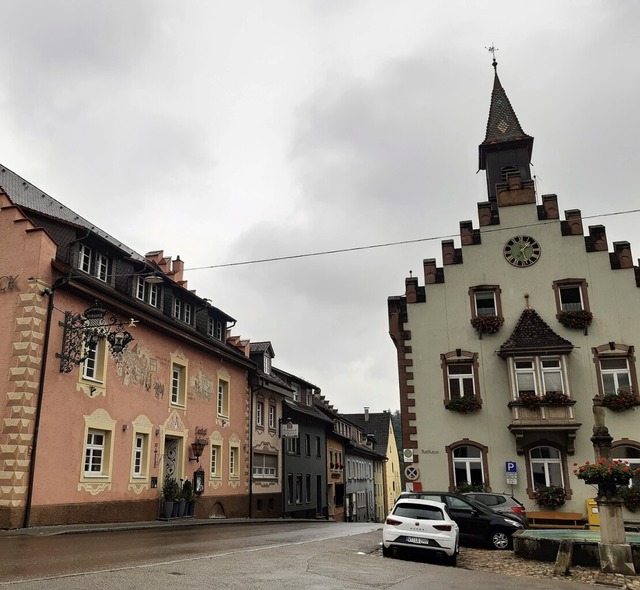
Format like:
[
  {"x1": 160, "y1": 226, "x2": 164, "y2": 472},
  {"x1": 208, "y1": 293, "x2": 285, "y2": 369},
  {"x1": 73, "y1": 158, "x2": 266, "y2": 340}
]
[{"x1": 382, "y1": 498, "x2": 460, "y2": 566}]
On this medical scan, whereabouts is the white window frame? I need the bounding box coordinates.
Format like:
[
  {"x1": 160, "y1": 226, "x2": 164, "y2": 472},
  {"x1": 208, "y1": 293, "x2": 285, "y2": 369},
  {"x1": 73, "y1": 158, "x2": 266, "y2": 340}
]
[
  {"x1": 452, "y1": 446, "x2": 484, "y2": 488},
  {"x1": 529, "y1": 446, "x2": 564, "y2": 489},
  {"x1": 173, "y1": 298, "x2": 192, "y2": 324},
  {"x1": 256, "y1": 400, "x2": 264, "y2": 427},
  {"x1": 84, "y1": 429, "x2": 106, "y2": 476},
  {"x1": 474, "y1": 290, "x2": 497, "y2": 316},
  {"x1": 81, "y1": 338, "x2": 106, "y2": 384},
  {"x1": 79, "y1": 244, "x2": 92, "y2": 273},
  {"x1": 447, "y1": 363, "x2": 475, "y2": 398},
  {"x1": 252, "y1": 453, "x2": 277, "y2": 479},
  {"x1": 210, "y1": 443, "x2": 221, "y2": 478},
  {"x1": 512, "y1": 356, "x2": 568, "y2": 398},
  {"x1": 268, "y1": 405, "x2": 276, "y2": 429},
  {"x1": 600, "y1": 357, "x2": 632, "y2": 395},
  {"x1": 217, "y1": 378, "x2": 229, "y2": 418},
  {"x1": 264, "y1": 355, "x2": 271, "y2": 374},
  {"x1": 132, "y1": 433, "x2": 148, "y2": 478},
  {"x1": 95, "y1": 253, "x2": 109, "y2": 282},
  {"x1": 207, "y1": 317, "x2": 215, "y2": 338},
  {"x1": 559, "y1": 284, "x2": 583, "y2": 311},
  {"x1": 229, "y1": 445, "x2": 239, "y2": 479},
  {"x1": 135, "y1": 277, "x2": 159, "y2": 307},
  {"x1": 170, "y1": 362, "x2": 187, "y2": 407},
  {"x1": 292, "y1": 383, "x2": 299, "y2": 402},
  {"x1": 215, "y1": 320, "x2": 223, "y2": 340}
]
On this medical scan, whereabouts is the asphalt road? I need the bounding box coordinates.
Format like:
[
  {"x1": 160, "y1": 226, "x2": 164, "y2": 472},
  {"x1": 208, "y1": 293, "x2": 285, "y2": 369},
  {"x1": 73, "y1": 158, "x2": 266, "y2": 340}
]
[{"x1": 0, "y1": 521, "x2": 596, "y2": 589}]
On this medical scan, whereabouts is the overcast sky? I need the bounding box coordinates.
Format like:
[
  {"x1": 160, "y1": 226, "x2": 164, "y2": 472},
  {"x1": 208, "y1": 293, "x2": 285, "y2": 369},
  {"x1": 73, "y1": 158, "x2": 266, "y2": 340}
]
[{"x1": 1, "y1": 1, "x2": 639, "y2": 414}]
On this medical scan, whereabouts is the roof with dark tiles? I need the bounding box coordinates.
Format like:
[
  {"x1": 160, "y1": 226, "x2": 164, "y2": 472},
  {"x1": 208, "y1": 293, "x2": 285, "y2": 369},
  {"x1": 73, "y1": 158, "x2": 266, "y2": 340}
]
[
  {"x1": 499, "y1": 308, "x2": 574, "y2": 356},
  {"x1": 481, "y1": 69, "x2": 532, "y2": 147},
  {"x1": 0, "y1": 164, "x2": 144, "y2": 261},
  {"x1": 342, "y1": 412, "x2": 392, "y2": 452}
]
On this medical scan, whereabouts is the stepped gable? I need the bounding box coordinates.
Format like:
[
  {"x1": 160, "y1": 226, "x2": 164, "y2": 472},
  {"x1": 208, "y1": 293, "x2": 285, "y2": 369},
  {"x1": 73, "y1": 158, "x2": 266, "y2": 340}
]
[{"x1": 499, "y1": 308, "x2": 574, "y2": 356}]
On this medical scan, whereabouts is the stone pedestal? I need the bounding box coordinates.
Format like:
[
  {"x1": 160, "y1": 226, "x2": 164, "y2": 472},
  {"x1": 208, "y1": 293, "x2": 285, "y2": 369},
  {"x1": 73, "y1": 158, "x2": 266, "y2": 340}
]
[
  {"x1": 596, "y1": 495, "x2": 636, "y2": 575},
  {"x1": 598, "y1": 543, "x2": 636, "y2": 576},
  {"x1": 597, "y1": 497, "x2": 627, "y2": 544}
]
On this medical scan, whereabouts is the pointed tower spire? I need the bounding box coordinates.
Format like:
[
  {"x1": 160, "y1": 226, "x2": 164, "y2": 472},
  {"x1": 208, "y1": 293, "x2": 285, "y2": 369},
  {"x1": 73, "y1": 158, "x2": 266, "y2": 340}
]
[{"x1": 478, "y1": 51, "x2": 534, "y2": 209}]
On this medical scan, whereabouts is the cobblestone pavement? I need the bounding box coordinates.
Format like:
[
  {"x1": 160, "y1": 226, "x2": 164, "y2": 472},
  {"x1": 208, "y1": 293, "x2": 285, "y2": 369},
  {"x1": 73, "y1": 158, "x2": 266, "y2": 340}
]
[{"x1": 457, "y1": 546, "x2": 640, "y2": 589}]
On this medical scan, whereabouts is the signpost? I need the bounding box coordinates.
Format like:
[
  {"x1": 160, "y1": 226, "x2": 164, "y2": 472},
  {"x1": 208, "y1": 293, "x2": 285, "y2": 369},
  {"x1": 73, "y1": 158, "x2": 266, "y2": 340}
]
[{"x1": 505, "y1": 461, "x2": 517, "y2": 485}]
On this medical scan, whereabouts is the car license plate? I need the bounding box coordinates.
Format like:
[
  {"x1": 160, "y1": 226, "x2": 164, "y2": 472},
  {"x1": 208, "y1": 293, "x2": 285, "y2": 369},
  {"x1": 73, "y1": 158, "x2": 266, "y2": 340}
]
[{"x1": 406, "y1": 537, "x2": 431, "y2": 545}]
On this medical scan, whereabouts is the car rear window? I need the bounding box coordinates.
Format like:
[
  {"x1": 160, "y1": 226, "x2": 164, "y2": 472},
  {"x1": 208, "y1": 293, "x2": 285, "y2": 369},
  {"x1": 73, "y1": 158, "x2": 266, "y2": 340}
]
[{"x1": 393, "y1": 504, "x2": 444, "y2": 520}]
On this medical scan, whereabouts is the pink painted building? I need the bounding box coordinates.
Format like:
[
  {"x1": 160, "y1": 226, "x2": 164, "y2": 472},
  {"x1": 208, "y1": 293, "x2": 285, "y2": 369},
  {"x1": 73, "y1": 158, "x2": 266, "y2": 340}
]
[{"x1": 0, "y1": 166, "x2": 254, "y2": 528}]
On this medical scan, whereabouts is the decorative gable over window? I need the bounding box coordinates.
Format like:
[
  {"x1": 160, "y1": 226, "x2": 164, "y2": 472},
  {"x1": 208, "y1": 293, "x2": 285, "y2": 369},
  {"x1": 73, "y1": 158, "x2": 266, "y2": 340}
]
[{"x1": 498, "y1": 308, "x2": 574, "y2": 358}]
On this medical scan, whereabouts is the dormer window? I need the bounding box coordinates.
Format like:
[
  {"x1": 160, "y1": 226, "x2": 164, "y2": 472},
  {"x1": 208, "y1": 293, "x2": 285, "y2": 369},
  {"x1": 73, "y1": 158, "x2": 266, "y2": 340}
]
[
  {"x1": 173, "y1": 298, "x2": 192, "y2": 324},
  {"x1": 135, "y1": 277, "x2": 159, "y2": 307},
  {"x1": 292, "y1": 383, "x2": 299, "y2": 402},
  {"x1": 306, "y1": 389, "x2": 312, "y2": 406},
  {"x1": 78, "y1": 244, "x2": 110, "y2": 283},
  {"x1": 264, "y1": 355, "x2": 271, "y2": 374},
  {"x1": 207, "y1": 317, "x2": 224, "y2": 340}
]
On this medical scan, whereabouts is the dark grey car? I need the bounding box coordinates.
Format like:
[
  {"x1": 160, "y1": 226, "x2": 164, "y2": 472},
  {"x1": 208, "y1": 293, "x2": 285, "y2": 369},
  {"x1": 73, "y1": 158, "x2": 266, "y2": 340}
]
[{"x1": 463, "y1": 492, "x2": 529, "y2": 527}]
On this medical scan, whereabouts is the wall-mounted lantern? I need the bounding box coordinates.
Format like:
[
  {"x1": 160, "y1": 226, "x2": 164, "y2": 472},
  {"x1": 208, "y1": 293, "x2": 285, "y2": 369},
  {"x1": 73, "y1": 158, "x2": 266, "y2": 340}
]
[
  {"x1": 57, "y1": 301, "x2": 135, "y2": 372},
  {"x1": 189, "y1": 438, "x2": 208, "y2": 463}
]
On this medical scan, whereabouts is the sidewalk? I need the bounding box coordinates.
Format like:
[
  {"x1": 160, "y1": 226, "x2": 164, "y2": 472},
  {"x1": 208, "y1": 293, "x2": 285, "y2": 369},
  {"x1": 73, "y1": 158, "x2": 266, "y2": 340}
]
[{"x1": 1, "y1": 517, "x2": 324, "y2": 537}]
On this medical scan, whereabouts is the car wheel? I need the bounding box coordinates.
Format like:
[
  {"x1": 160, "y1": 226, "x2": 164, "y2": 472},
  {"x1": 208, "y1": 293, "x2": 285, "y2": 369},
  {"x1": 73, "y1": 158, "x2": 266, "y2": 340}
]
[
  {"x1": 444, "y1": 552, "x2": 457, "y2": 567},
  {"x1": 382, "y1": 544, "x2": 393, "y2": 557},
  {"x1": 489, "y1": 529, "x2": 511, "y2": 550}
]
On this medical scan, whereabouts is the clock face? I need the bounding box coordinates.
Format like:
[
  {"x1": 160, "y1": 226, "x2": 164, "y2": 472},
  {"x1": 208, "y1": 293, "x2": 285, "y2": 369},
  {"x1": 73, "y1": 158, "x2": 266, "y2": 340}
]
[{"x1": 504, "y1": 235, "x2": 541, "y2": 267}]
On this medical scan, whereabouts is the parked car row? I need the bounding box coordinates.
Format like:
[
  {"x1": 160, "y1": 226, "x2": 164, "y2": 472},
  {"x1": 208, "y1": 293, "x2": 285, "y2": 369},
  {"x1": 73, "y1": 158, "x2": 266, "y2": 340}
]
[{"x1": 382, "y1": 491, "x2": 527, "y2": 565}]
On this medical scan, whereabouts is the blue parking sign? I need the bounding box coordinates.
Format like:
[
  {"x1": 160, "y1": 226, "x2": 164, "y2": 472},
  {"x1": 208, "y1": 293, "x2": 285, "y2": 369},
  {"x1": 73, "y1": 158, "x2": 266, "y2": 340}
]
[{"x1": 505, "y1": 461, "x2": 517, "y2": 473}]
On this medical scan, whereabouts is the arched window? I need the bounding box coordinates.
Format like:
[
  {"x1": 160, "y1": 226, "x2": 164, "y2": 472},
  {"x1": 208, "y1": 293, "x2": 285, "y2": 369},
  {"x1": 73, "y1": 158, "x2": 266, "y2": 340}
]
[
  {"x1": 529, "y1": 446, "x2": 564, "y2": 489},
  {"x1": 453, "y1": 446, "x2": 484, "y2": 488},
  {"x1": 612, "y1": 443, "x2": 640, "y2": 487}
]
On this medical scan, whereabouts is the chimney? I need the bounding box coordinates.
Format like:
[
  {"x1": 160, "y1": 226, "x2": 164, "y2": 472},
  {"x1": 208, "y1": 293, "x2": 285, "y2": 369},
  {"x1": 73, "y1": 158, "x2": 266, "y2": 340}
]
[{"x1": 364, "y1": 407, "x2": 369, "y2": 422}]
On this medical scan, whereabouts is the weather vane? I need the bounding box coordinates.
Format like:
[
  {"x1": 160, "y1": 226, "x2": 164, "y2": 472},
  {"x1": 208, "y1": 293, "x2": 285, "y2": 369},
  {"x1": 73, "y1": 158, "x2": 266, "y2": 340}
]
[{"x1": 485, "y1": 44, "x2": 499, "y2": 69}]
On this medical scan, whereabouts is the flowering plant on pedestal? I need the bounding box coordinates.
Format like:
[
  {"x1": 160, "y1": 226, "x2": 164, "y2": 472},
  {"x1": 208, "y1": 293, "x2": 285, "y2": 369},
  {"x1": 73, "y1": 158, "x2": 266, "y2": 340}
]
[{"x1": 572, "y1": 459, "x2": 640, "y2": 485}]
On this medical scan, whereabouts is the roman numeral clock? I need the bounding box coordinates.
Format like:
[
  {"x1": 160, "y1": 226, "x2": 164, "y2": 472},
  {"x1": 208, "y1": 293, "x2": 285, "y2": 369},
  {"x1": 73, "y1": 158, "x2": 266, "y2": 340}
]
[{"x1": 503, "y1": 235, "x2": 541, "y2": 267}]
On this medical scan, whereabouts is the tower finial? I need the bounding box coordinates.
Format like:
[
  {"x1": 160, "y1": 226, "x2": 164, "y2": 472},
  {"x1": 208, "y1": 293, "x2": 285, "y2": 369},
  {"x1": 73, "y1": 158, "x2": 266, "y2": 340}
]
[{"x1": 486, "y1": 44, "x2": 498, "y2": 70}]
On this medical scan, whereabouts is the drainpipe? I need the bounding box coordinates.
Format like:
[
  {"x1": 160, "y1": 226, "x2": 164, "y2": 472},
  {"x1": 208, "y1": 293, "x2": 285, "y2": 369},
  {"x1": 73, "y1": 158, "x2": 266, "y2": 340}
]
[{"x1": 23, "y1": 277, "x2": 66, "y2": 528}]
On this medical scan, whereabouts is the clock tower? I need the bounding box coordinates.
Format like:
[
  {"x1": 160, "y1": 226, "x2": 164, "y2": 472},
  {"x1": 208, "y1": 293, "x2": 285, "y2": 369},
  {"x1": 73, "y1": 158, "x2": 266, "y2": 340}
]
[{"x1": 478, "y1": 58, "x2": 534, "y2": 214}]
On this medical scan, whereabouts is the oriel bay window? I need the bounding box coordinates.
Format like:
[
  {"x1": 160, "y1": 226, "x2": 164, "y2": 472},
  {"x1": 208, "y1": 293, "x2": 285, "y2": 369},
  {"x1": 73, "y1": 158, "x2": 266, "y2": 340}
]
[{"x1": 510, "y1": 356, "x2": 569, "y2": 400}]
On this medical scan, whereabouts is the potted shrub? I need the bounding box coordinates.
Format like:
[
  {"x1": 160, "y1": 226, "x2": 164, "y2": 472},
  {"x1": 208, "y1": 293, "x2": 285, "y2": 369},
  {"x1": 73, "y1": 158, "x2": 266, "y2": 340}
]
[
  {"x1": 557, "y1": 309, "x2": 592, "y2": 331},
  {"x1": 183, "y1": 478, "x2": 196, "y2": 516},
  {"x1": 533, "y1": 485, "x2": 566, "y2": 508},
  {"x1": 601, "y1": 389, "x2": 640, "y2": 412},
  {"x1": 162, "y1": 476, "x2": 179, "y2": 518},
  {"x1": 446, "y1": 396, "x2": 481, "y2": 414},
  {"x1": 470, "y1": 315, "x2": 504, "y2": 336}
]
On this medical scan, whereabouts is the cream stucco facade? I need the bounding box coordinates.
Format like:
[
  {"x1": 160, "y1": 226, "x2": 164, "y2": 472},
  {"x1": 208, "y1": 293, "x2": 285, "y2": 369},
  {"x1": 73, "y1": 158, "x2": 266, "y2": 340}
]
[{"x1": 388, "y1": 65, "x2": 640, "y2": 519}]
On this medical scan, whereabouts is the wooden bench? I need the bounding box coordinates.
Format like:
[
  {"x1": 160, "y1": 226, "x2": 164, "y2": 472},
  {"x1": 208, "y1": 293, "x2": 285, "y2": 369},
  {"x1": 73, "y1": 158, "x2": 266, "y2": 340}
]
[{"x1": 528, "y1": 511, "x2": 585, "y2": 529}]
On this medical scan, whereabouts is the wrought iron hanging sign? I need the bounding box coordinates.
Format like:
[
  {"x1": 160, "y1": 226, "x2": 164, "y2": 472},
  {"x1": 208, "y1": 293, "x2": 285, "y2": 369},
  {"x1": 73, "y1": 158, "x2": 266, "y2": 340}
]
[{"x1": 57, "y1": 301, "x2": 134, "y2": 372}]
